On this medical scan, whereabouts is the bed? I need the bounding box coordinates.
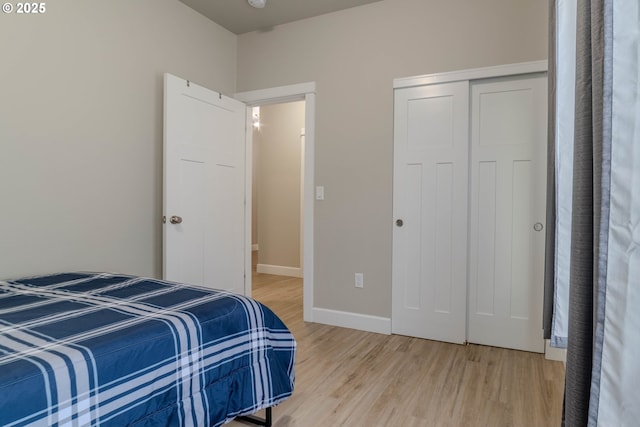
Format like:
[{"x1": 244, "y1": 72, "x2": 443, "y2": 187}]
[{"x1": 0, "y1": 272, "x2": 296, "y2": 427}]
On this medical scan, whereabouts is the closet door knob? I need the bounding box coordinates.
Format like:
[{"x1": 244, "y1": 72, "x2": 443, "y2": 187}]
[
  {"x1": 170, "y1": 215, "x2": 183, "y2": 225},
  {"x1": 396, "y1": 219, "x2": 404, "y2": 227},
  {"x1": 533, "y1": 222, "x2": 543, "y2": 232}
]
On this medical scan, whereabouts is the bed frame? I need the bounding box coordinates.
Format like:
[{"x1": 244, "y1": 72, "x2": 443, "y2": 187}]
[{"x1": 237, "y1": 407, "x2": 272, "y2": 427}]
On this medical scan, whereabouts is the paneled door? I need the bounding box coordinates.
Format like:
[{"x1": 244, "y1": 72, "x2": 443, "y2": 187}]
[
  {"x1": 467, "y1": 75, "x2": 547, "y2": 352},
  {"x1": 392, "y1": 65, "x2": 547, "y2": 352},
  {"x1": 163, "y1": 73, "x2": 247, "y2": 294},
  {"x1": 391, "y1": 81, "x2": 470, "y2": 344}
]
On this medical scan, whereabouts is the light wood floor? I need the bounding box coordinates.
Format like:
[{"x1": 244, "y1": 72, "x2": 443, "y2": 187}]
[{"x1": 229, "y1": 267, "x2": 565, "y2": 427}]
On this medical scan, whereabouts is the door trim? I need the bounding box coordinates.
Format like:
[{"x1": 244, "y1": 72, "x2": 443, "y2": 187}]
[
  {"x1": 394, "y1": 60, "x2": 548, "y2": 89},
  {"x1": 235, "y1": 82, "x2": 316, "y2": 323}
]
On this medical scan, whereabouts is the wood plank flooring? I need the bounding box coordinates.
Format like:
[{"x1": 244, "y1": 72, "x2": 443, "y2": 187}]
[{"x1": 229, "y1": 267, "x2": 565, "y2": 427}]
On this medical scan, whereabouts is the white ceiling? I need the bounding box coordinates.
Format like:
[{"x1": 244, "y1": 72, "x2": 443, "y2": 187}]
[{"x1": 179, "y1": 0, "x2": 384, "y2": 35}]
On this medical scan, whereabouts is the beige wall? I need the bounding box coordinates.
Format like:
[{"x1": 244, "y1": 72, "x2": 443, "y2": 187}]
[
  {"x1": 237, "y1": 0, "x2": 548, "y2": 317},
  {"x1": 254, "y1": 102, "x2": 305, "y2": 269},
  {"x1": 0, "y1": 0, "x2": 237, "y2": 279},
  {"x1": 0, "y1": 0, "x2": 548, "y2": 319}
]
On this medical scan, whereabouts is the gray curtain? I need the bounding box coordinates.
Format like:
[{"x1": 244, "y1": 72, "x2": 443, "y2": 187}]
[
  {"x1": 563, "y1": 0, "x2": 612, "y2": 426},
  {"x1": 549, "y1": 0, "x2": 638, "y2": 424},
  {"x1": 543, "y1": 0, "x2": 557, "y2": 341}
]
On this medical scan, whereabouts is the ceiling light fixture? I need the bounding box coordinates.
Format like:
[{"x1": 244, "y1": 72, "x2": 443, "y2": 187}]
[{"x1": 248, "y1": 0, "x2": 266, "y2": 8}]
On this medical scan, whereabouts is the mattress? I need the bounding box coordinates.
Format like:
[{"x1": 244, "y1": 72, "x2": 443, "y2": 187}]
[{"x1": 0, "y1": 272, "x2": 296, "y2": 427}]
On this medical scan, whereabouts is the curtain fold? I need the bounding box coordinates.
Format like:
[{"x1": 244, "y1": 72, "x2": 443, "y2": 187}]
[
  {"x1": 543, "y1": 0, "x2": 557, "y2": 341},
  {"x1": 594, "y1": 0, "x2": 640, "y2": 423},
  {"x1": 551, "y1": 0, "x2": 578, "y2": 348},
  {"x1": 587, "y1": 0, "x2": 613, "y2": 423},
  {"x1": 563, "y1": 0, "x2": 606, "y2": 425}
]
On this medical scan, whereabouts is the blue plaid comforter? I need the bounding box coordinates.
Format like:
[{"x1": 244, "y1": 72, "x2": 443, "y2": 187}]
[{"x1": 0, "y1": 272, "x2": 296, "y2": 427}]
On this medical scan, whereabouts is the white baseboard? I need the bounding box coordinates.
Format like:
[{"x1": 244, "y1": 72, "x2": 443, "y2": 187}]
[
  {"x1": 312, "y1": 307, "x2": 391, "y2": 335},
  {"x1": 545, "y1": 339, "x2": 567, "y2": 365},
  {"x1": 252, "y1": 244, "x2": 259, "y2": 251},
  {"x1": 256, "y1": 264, "x2": 302, "y2": 278}
]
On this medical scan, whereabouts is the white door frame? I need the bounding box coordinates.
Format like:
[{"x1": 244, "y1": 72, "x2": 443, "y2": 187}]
[{"x1": 235, "y1": 82, "x2": 316, "y2": 323}]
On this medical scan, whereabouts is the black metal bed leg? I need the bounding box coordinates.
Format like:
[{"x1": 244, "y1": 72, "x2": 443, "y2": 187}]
[
  {"x1": 266, "y1": 407, "x2": 272, "y2": 426},
  {"x1": 237, "y1": 407, "x2": 272, "y2": 427}
]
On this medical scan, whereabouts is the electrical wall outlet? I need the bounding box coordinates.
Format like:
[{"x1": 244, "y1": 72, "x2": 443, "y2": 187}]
[{"x1": 355, "y1": 273, "x2": 364, "y2": 288}]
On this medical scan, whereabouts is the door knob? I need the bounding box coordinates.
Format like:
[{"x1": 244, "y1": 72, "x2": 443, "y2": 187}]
[
  {"x1": 533, "y1": 222, "x2": 543, "y2": 232},
  {"x1": 170, "y1": 215, "x2": 183, "y2": 225},
  {"x1": 396, "y1": 219, "x2": 404, "y2": 227}
]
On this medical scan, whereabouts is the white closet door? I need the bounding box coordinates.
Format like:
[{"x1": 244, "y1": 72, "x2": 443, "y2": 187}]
[
  {"x1": 467, "y1": 75, "x2": 547, "y2": 353},
  {"x1": 392, "y1": 81, "x2": 469, "y2": 344}
]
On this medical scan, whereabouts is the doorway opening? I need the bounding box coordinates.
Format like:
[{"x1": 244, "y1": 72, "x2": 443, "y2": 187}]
[
  {"x1": 251, "y1": 100, "x2": 305, "y2": 279},
  {"x1": 236, "y1": 82, "x2": 316, "y2": 322}
]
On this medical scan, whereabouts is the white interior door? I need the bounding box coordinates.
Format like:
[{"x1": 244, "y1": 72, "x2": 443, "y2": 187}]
[
  {"x1": 163, "y1": 73, "x2": 246, "y2": 294},
  {"x1": 467, "y1": 74, "x2": 547, "y2": 353},
  {"x1": 391, "y1": 81, "x2": 469, "y2": 344}
]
